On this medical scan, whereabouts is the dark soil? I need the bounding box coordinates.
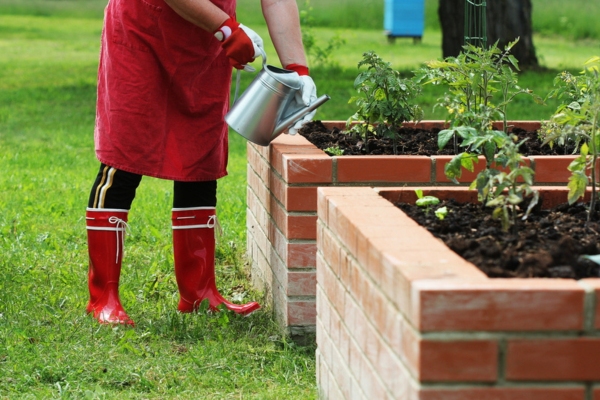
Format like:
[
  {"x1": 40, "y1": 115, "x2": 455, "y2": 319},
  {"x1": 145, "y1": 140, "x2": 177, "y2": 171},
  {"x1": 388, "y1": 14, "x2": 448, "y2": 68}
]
[
  {"x1": 298, "y1": 120, "x2": 577, "y2": 156},
  {"x1": 396, "y1": 200, "x2": 600, "y2": 279},
  {"x1": 299, "y1": 121, "x2": 599, "y2": 279}
]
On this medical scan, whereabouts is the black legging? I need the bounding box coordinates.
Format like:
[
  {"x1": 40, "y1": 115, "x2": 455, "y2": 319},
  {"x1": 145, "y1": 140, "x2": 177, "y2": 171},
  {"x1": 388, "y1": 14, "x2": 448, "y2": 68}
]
[{"x1": 88, "y1": 164, "x2": 217, "y2": 209}]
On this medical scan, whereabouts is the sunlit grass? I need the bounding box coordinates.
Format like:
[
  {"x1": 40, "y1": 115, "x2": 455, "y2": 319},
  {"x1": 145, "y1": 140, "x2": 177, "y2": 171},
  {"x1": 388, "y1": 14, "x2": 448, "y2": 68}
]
[{"x1": 0, "y1": 11, "x2": 315, "y2": 398}]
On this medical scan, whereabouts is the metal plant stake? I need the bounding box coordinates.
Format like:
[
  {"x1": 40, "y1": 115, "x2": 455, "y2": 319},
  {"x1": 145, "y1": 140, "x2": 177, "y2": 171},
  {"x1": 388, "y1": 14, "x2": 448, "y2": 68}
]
[{"x1": 464, "y1": 0, "x2": 487, "y2": 48}]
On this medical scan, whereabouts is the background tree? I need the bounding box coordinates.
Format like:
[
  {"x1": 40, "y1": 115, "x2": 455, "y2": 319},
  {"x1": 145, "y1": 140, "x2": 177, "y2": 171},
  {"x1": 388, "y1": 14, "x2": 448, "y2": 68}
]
[{"x1": 439, "y1": 0, "x2": 539, "y2": 68}]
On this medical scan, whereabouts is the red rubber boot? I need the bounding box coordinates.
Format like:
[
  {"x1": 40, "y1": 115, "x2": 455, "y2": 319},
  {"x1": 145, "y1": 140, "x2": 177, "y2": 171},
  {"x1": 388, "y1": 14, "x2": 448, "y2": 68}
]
[
  {"x1": 172, "y1": 207, "x2": 260, "y2": 316},
  {"x1": 85, "y1": 208, "x2": 134, "y2": 326}
]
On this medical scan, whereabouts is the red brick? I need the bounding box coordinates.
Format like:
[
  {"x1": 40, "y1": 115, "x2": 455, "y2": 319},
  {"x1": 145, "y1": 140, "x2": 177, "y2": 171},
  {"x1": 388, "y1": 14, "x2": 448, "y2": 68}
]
[
  {"x1": 338, "y1": 252, "x2": 353, "y2": 292},
  {"x1": 287, "y1": 299, "x2": 316, "y2": 326},
  {"x1": 280, "y1": 153, "x2": 333, "y2": 184},
  {"x1": 377, "y1": 186, "x2": 480, "y2": 204},
  {"x1": 317, "y1": 252, "x2": 345, "y2": 316},
  {"x1": 534, "y1": 185, "x2": 592, "y2": 209},
  {"x1": 317, "y1": 190, "x2": 328, "y2": 225},
  {"x1": 399, "y1": 317, "x2": 420, "y2": 377},
  {"x1": 318, "y1": 187, "x2": 382, "y2": 226},
  {"x1": 247, "y1": 143, "x2": 270, "y2": 183},
  {"x1": 506, "y1": 338, "x2": 600, "y2": 381},
  {"x1": 337, "y1": 312, "x2": 351, "y2": 365},
  {"x1": 419, "y1": 340, "x2": 498, "y2": 382},
  {"x1": 269, "y1": 169, "x2": 319, "y2": 212},
  {"x1": 269, "y1": 136, "x2": 324, "y2": 178},
  {"x1": 414, "y1": 279, "x2": 585, "y2": 332},
  {"x1": 270, "y1": 195, "x2": 317, "y2": 240},
  {"x1": 532, "y1": 156, "x2": 576, "y2": 183},
  {"x1": 505, "y1": 120, "x2": 542, "y2": 131},
  {"x1": 329, "y1": 333, "x2": 353, "y2": 400},
  {"x1": 408, "y1": 120, "x2": 448, "y2": 130},
  {"x1": 247, "y1": 167, "x2": 269, "y2": 208},
  {"x1": 288, "y1": 270, "x2": 317, "y2": 297},
  {"x1": 316, "y1": 285, "x2": 331, "y2": 341},
  {"x1": 329, "y1": 207, "x2": 359, "y2": 256},
  {"x1": 316, "y1": 317, "x2": 332, "y2": 372},
  {"x1": 318, "y1": 223, "x2": 341, "y2": 275},
  {"x1": 321, "y1": 120, "x2": 349, "y2": 130},
  {"x1": 347, "y1": 320, "x2": 365, "y2": 379},
  {"x1": 246, "y1": 208, "x2": 268, "y2": 263},
  {"x1": 270, "y1": 218, "x2": 316, "y2": 268},
  {"x1": 286, "y1": 186, "x2": 318, "y2": 212},
  {"x1": 248, "y1": 142, "x2": 270, "y2": 162},
  {"x1": 579, "y1": 279, "x2": 600, "y2": 329},
  {"x1": 328, "y1": 295, "x2": 343, "y2": 345},
  {"x1": 419, "y1": 387, "x2": 585, "y2": 400},
  {"x1": 288, "y1": 242, "x2": 317, "y2": 269},
  {"x1": 594, "y1": 387, "x2": 600, "y2": 400},
  {"x1": 356, "y1": 345, "x2": 388, "y2": 400},
  {"x1": 375, "y1": 338, "x2": 410, "y2": 397},
  {"x1": 246, "y1": 186, "x2": 268, "y2": 231},
  {"x1": 336, "y1": 155, "x2": 431, "y2": 183}
]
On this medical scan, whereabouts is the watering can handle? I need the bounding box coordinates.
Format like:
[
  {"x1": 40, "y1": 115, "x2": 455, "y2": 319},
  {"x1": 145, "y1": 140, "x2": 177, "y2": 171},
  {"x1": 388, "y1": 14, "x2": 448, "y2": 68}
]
[
  {"x1": 258, "y1": 47, "x2": 267, "y2": 67},
  {"x1": 233, "y1": 47, "x2": 267, "y2": 104}
]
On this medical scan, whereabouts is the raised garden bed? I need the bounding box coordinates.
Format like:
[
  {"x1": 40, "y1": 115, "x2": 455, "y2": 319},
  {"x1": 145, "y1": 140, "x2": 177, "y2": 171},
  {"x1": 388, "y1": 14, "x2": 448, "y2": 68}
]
[
  {"x1": 246, "y1": 120, "x2": 593, "y2": 337},
  {"x1": 316, "y1": 185, "x2": 600, "y2": 399}
]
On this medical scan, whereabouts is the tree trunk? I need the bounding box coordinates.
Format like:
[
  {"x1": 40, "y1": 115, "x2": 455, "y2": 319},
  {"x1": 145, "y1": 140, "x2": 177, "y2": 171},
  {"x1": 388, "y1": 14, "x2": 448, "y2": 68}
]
[{"x1": 438, "y1": 0, "x2": 539, "y2": 68}]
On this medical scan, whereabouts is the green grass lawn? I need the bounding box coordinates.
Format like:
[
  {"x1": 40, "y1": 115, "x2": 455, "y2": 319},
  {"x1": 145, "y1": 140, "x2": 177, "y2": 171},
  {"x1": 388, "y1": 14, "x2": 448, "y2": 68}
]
[
  {"x1": 1, "y1": 2, "x2": 599, "y2": 398},
  {"x1": 0, "y1": 13, "x2": 314, "y2": 399}
]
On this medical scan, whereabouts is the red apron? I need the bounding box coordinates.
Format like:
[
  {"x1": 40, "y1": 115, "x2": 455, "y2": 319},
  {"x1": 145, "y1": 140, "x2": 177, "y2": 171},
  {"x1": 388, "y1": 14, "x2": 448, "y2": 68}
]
[{"x1": 94, "y1": 0, "x2": 235, "y2": 181}]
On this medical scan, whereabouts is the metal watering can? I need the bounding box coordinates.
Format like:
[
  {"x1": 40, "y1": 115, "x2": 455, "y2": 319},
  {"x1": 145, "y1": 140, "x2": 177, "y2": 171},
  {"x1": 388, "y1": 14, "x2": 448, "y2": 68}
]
[{"x1": 225, "y1": 50, "x2": 330, "y2": 146}]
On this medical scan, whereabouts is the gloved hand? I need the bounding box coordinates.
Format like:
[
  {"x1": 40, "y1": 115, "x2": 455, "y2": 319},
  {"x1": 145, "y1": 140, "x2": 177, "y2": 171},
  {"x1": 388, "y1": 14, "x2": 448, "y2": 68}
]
[
  {"x1": 285, "y1": 64, "x2": 317, "y2": 135},
  {"x1": 215, "y1": 18, "x2": 264, "y2": 71}
]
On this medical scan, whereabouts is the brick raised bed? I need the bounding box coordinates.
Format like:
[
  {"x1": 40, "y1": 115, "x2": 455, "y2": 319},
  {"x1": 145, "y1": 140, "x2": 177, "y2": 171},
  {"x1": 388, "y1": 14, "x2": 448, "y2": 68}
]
[
  {"x1": 245, "y1": 120, "x2": 584, "y2": 337},
  {"x1": 316, "y1": 186, "x2": 600, "y2": 400}
]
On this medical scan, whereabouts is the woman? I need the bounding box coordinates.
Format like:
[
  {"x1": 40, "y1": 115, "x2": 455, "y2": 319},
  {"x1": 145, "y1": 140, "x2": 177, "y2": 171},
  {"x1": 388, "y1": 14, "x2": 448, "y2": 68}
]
[{"x1": 85, "y1": 0, "x2": 318, "y2": 325}]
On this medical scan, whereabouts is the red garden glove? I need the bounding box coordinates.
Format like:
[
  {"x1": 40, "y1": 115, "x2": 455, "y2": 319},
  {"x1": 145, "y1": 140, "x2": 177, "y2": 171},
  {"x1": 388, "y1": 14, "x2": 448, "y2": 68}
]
[
  {"x1": 286, "y1": 64, "x2": 318, "y2": 135},
  {"x1": 214, "y1": 17, "x2": 264, "y2": 71}
]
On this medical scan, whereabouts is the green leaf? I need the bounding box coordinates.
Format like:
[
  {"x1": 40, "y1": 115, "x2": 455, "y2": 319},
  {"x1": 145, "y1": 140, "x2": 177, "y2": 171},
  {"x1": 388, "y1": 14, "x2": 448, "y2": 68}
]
[
  {"x1": 427, "y1": 60, "x2": 455, "y2": 69},
  {"x1": 491, "y1": 206, "x2": 504, "y2": 219},
  {"x1": 484, "y1": 141, "x2": 496, "y2": 163},
  {"x1": 460, "y1": 153, "x2": 478, "y2": 172},
  {"x1": 507, "y1": 193, "x2": 523, "y2": 205},
  {"x1": 444, "y1": 154, "x2": 464, "y2": 183},
  {"x1": 486, "y1": 196, "x2": 505, "y2": 207},
  {"x1": 453, "y1": 126, "x2": 478, "y2": 139},
  {"x1": 416, "y1": 196, "x2": 440, "y2": 207},
  {"x1": 438, "y1": 129, "x2": 455, "y2": 150},
  {"x1": 415, "y1": 189, "x2": 424, "y2": 199},
  {"x1": 567, "y1": 171, "x2": 588, "y2": 204},
  {"x1": 354, "y1": 74, "x2": 369, "y2": 88},
  {"x1": 568, "y1": 152, "x2": 588, "y2": 173},
  {"x1": 435, "y1": 206, "x2": 448, "y2": 220},
  {"x1": 585, "y1": 56, "x2": 600, "y2": 66}
]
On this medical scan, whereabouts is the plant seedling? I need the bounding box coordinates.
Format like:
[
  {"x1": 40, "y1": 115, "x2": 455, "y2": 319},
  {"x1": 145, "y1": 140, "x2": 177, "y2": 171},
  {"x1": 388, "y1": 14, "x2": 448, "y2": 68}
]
[
  {"x1": 417, "y1": 39, "x2": 541, "y2": 231},
  {"x1": 347, "y1": 51, "x2": 423, "y2": 154},
  {"x1": 540, "y1": 56, "x2": 600, "y2": 221},
  {"x1": 324, "y1": 146, "x2": 344, "y2": 156},
  {"x1": 415, "y1": 189, "x2": 447, "y2": 220}
]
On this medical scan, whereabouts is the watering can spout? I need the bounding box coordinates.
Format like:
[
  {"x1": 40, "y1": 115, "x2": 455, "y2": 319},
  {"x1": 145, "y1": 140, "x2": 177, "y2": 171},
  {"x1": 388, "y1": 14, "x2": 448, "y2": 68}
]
[
  {"x1": 273, "y1": 94, "x2": 331, "y2": 136},
  {"x1": 224, "y1": 52, "x2": 330, "y2": 146}
]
